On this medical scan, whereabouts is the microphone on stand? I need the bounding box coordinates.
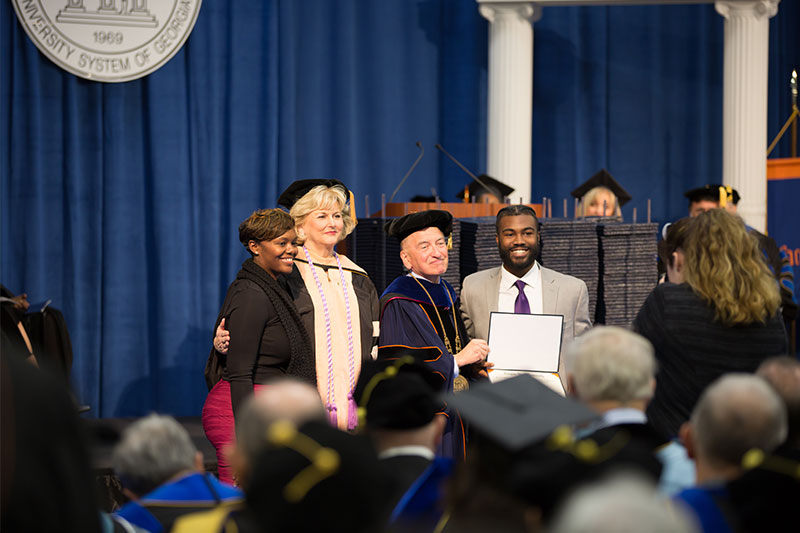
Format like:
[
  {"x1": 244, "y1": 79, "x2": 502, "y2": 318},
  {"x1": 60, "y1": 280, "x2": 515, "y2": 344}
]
[
  {"x1": 434, "y1": 143, "x2": 494, "y2": 197},
  {"x1": 389, "y1": 142, "x2": 425, "y2": 203}
]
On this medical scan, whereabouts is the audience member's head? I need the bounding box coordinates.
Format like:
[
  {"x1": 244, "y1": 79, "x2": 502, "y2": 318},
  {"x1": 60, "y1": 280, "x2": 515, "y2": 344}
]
[
  {"x1": 230, "y1": 378, "x2": 325, "y2": 487},
  {"x1": 683, "y1": 209, "x2": 780, "y2": 325},
  {"x1": 658, "y1": 217, "x2": 692, "y2": 284},
  {"x1": 682, "y1": 374, "x2": 787, "y2": 483},
  {"x1": 757, "y1": 356, "x2": 800, "y2": 448},
  {"x1": 550, "y1": 474, "x2": 698, "y2": 533},
  {"x1": 354, "y1": 354, "x2": 446, "y2": 454},
  {"x1": 565, "y1": 326, "x2": 656, "y2": 412},
  {"x1": 245, "y1": 420, "x2": 391, "y2": 532},
  {"x1": 112, "y1": 414, "x2": 202, "y2": 498}
]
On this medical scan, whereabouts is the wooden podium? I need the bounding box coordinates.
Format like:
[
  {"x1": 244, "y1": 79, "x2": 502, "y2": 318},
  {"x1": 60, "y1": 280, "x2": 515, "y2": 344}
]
[{"x1": 369, "y1": 202, "x2": 543, "y2": 219}]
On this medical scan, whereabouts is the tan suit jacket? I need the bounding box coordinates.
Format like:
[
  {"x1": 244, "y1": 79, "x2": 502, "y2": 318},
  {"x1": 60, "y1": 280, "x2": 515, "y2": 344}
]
[{"x1": 460, "y1": 265, "x2": 592, "y2": 388}]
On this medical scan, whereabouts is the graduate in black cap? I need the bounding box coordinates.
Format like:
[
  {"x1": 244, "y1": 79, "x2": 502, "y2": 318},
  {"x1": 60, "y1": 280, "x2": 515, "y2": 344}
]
[
  {"x1": 458, "y1": 175, "x2": 515, "y2": 204},
  {"x1": 172, "y1": 420, "x2": 395, "y2": 533},
  {"x1": 440, "y1": 375, "x2": 666, "y2": 531},
  {"x1": 355, "y1": 349, "x2": 456, "y2": 526},
  {"x1": 213, "y1": 179, "x2": 380, "y2": 433},
  {"x1": 378, "y1": 210, "x2": 492, "y2": 461},
  {"x1": 571, "y1": 169, "x2": 631, "y2": 217}
]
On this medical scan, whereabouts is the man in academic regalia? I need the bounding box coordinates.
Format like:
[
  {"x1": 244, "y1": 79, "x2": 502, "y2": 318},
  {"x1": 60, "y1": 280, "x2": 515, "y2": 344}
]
[{"x1": 379, "y1": 210, "x2": 491, "y2": 460}]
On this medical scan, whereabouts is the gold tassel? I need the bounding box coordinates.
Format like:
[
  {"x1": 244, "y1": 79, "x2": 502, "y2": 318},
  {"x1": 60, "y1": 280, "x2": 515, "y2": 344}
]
[
  {"x1": 718, "y1": 186, "x2": 727, "y2": 208},
  {"x1": 463, "y1": 185, "x2": 469, "y2": 203},
  {"x1": 447, "y1": 233, "x2": 453, "y2": 250},
  {"x1": 348, "y1": 190, "x2": 357, "y2": 225}
]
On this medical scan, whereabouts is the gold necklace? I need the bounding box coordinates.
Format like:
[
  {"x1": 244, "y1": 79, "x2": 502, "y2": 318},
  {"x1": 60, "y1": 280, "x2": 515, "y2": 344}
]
[{"x1": 411, "y1": 275, "x2": 463, "y2": 354}]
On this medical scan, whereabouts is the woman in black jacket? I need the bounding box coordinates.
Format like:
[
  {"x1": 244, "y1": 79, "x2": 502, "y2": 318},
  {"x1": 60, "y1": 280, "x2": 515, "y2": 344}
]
[{"x1": 202, "y1": 208, "x2": 313, "y2": 484}]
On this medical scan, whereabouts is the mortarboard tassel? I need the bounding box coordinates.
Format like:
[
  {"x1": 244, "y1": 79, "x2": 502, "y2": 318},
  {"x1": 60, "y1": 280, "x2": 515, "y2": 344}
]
[{"x1": 348, "y1": 190, "x2": 357, "y2": 225}]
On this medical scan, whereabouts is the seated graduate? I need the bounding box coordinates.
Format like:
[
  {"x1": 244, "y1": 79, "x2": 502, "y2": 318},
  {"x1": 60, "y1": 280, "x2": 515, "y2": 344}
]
[
  {"x1": 354, "y1": 350, "x2": 454, "y2": 525},
  {"x1": 571, "y1": 169, "x2": 631, "y2": 217},
  {"x1": 441, "y1": 375, "x2": 600, "y2": 532},
  {"x1": 445, "y1": 375, "x2": 691, "y2": 532},
  {"x1": 674, "y1": 374, "x2": 787, "y2": 533},
  {"x1": 172, "y1": 419, "x2": 394, "y2": 533},
  {"x1": 458, "y1": 175, "x2": 515, "y2": 204},
  {"x1": 113, "y1": 414, "x2": 242, "y2": 533},
  {"x1": 379, "y1": 210, "x2": 491, "y2": 460},
  {"x1": 726, "y1": 356, "x2": 800, "y2": 532}
]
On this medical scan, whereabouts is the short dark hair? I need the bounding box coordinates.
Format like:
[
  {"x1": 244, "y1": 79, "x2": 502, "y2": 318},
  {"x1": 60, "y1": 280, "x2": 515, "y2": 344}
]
[
  {"x1": 496, "y1": 205, "x2": 539, "y2": 233},
  {"x1": 238, "y1": 208, "x2": 295, "y2": 255}
]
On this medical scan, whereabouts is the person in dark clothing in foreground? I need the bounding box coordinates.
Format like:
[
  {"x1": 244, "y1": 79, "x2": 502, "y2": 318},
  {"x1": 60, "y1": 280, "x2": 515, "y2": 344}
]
[{"x1": 635, "y1": 211, "x2": 787, "y2": 440}]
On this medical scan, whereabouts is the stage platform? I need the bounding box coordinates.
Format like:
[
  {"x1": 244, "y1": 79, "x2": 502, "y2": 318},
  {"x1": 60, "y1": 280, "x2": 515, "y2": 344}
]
[{"x1": 84, "y1": 416, "x2": 217, "y2": 512}]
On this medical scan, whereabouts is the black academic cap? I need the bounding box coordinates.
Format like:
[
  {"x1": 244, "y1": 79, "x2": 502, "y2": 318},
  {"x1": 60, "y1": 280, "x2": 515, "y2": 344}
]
[
  {"x1": 684, "y1": 184, "x2": 740, "y2": 205},
  {"x1": 355, "y1": 351, "x2": 444, "y2": 430},
  {"x1": 570, "y1": 169, "x2": 632, "y2": 206},
  {"x1": 446, "y1": 375, "x2": 598, "y2": 453},
  {"x1": 458, "y1": 174, "x2": 515, "y2": 201},
  {"x1": 277, "y1": 179, "x2": 350, "y2": 209},
  {"x1": 510, "y1": 426, "x2": 663, "y2": 520},
  {"x1": 245, "y1": 420, "x2": 392, "y2": 532},
  {"x1": 384, "y1": 209, "x2": 453, "y2": 242},
  {"x1": 410, "y1": 194, "x2": 437, "y2": 203}
]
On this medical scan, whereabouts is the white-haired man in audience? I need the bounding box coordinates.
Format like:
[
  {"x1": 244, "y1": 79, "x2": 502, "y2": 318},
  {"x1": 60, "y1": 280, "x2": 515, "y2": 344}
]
[
  {"x1": 565, "y1": 326, "x2": 695, "y2": 494},
  {"x1": 113, "y1": 414, "x2": 242, "y2": 533},
  {"x1": 675, "y1": 374, "x2": 787, "y2": 533}
]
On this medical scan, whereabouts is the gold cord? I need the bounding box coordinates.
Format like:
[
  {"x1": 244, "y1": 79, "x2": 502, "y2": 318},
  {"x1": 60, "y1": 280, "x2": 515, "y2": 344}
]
[{"x1": 411, "y1": 275, "x2": 462, "y2": 354}]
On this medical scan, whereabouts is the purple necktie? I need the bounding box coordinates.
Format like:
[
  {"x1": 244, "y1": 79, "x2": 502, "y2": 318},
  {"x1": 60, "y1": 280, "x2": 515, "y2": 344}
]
[{"x1": 514, "y1": 280, "x2": 530, "y2": 314}]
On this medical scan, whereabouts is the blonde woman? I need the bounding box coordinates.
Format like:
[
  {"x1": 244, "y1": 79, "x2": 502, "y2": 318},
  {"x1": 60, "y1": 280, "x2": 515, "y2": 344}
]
[
  {"x1": 571, "y1": 169, "x2": 631, "y2": 217},
  {"x1": 634, "y1": 209, "x2": 787, "y2": 440},
  {"x1": 215, "y1": 180, "x2": 379, "y2": 431}
]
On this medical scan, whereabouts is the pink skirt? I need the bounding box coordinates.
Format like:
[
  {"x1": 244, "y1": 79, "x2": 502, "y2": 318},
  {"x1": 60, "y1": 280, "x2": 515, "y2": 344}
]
[{"x1": 201, "y1": 379, "x2": 265, "y2": 485}]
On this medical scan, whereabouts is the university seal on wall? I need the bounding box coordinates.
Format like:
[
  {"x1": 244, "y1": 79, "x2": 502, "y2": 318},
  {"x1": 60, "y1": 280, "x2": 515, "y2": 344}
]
[{"x1": 12, "y1": 0, "x2": 202, "y2": 83}]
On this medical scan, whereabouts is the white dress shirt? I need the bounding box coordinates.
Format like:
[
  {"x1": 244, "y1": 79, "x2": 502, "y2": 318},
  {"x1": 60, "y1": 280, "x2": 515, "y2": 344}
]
[{"x1": 498, "y1": 262, "x2": 543, "y2": 314}]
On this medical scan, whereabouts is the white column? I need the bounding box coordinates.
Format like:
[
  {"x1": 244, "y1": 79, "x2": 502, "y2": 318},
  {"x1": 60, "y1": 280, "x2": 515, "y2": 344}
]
[
  {"x1": 478, "y1": 1, "x2": 541, "y2": 203},
  {"x1": 715, "y1": 0, "x2": 779, "y2": 233}
]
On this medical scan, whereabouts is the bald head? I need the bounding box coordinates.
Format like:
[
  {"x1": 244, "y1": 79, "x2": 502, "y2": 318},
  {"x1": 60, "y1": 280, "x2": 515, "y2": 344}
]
[
  {"x1": 757, "y1": 356, "x2": 800, "y2": 447},
  {"x1": 691, "y1": 374, "x2": 787, "y2": 470},
  {"x1": 235, "y1": 379, "x2": 325, "y2": 463}
]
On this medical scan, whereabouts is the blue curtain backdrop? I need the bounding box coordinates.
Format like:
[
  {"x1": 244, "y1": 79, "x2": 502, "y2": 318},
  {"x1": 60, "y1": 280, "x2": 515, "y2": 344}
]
[{"x1": 2, "y1": 1, "x2": 798, "y2": 417}]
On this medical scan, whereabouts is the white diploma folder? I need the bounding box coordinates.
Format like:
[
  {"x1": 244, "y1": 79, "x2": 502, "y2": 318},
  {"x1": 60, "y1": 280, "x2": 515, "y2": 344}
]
[{"x1": 487, "y1": 312, "x2": 565, "y2": 396}]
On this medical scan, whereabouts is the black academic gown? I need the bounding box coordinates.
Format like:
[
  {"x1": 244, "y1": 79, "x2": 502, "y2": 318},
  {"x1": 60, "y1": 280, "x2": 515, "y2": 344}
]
[
  {"x1": 378, "y1": 275, "x2": 470, "y2": 460},
  {"x1": 284, "y1": 259, "x2": 380, "y2": 363}
]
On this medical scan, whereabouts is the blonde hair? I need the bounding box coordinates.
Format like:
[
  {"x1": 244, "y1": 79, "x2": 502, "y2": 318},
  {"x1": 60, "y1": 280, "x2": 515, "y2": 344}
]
[
  {"x1": 683, "y1": 209, "x2": 781, "y2": 325},
  {"x1": 577, "y1": 186, "x2": 621, "y2": 217},
  {"x1": 289, "y1": 185, "x2": 356, "y2": 244},
  {"x1": 239, "y1": 209, "x2": 295, "y2": 255}
]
